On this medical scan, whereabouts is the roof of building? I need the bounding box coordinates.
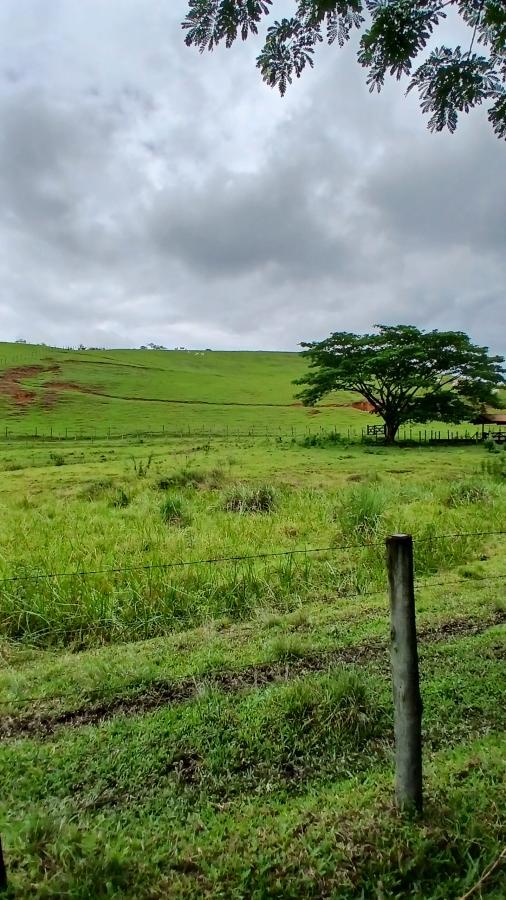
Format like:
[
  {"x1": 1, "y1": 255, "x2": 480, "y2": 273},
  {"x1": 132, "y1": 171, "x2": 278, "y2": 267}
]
[{"x1": 473, "y1": 412, "x2": 506, "y2": 425}]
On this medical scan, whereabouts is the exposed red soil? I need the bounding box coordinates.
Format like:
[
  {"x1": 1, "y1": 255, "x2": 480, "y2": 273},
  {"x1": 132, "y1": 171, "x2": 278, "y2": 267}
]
[
  {"x1": 0, "y1": 365, "x2": 59, "y2": 408},
  {"x1": 350, "y1": 400, "x2": 376, "y2": 412}
]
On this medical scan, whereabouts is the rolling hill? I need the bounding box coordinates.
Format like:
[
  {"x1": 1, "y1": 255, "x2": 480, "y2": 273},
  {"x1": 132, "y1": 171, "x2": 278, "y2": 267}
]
[{"x1": 0, "y1": 343, "x2": 372, "y2": 438}]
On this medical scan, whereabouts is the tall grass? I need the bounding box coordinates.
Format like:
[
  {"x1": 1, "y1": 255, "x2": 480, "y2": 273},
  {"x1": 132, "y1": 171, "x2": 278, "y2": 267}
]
[
  {"x1": 335, "y1": 482, "x2": 387, "y2": 539},
  {"x1": 223, "y1": 484, "x2": 277, "y2": 513},
  {"x1": 0, "y1": 445, "x2": 504, "y2": 648}
]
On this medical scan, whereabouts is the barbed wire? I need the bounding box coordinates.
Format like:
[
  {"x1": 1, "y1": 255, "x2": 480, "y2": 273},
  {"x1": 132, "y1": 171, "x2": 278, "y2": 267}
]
[
  {"x1": 0, "y1": 541, "x2": 378, "y2": 584},
  {"x1": 413, "y1": 530, "x2": 506, "y2": 542},
  {"x1": 0, "y1": 530, "x2": 505, "y2": 585}
]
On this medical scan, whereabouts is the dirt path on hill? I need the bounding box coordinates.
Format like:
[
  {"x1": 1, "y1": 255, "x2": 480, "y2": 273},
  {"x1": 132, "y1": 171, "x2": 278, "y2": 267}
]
[
  {"x1": 43, "y1": 381, "x2": 374, "y2": 410},
  {"x1": 2, "y1": 612, "x2": 504, "y2": 739}
]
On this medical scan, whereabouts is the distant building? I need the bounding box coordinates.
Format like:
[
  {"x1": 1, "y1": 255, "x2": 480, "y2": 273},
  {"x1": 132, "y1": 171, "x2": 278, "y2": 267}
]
[
  {"x1": 473, "y1": 411, "x2": 506, "y2": 426},
  {"x1": 473, "y1": 408, "x2": 506, "y2": 438}
]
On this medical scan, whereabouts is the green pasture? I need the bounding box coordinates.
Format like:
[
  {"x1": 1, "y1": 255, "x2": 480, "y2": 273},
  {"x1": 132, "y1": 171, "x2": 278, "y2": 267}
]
[
  {"x1": 0, "y1": 343, "x2": 346, "y2": 436},
  {"x1": 0, "y1": 342, "x2": 493, "y2": 439},
  {"x1": 0, "y1": 345, "x2": 505, "y2": 897},
  {"x1": 1, "y1": 435, "x2": 505, "y2": 647}
]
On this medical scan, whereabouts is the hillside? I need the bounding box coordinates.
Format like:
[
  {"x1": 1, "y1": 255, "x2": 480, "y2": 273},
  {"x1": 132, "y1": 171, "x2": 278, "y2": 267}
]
[{"x1": 0, "y1": 342, "x2": 370, "y2": 437}]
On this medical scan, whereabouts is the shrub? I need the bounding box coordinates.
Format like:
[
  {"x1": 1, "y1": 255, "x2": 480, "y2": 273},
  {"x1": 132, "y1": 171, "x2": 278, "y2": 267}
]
[
  {"x1": 49, "y1": 453, "x2": 65, "y2": 467},
  {"x1": 157, "y1": 467, "x2": 203, "y2": 489},
  {"x1": 265, "y1": 635, "x2": 309, "y2": 661},
  {"x1": 206, "y1": 467, "x2": 226, "y2": 489},
  {"x1": 484, "y1": 437, "x2": 500, "y2": 454},
  {"x1": 4, "y1": 460, "x2": 22, "y2": 471},
  {"x1": 265, "y1": 671, "x2": 374, "y2": 745},
  {"x1": 132, "y1": 454, "x2": 153, "y2": 477},
  {"x1": 285, "y1": 607, "x2": 310, "y2": 629},
  {"x1": 223, "y1": 484, "x2": 276, "y2": 513},
  {"x1": 79, "y1": 478, "x2": 115, "y2": 501},
  {"x1": 300, "y1": 430, "x2": 343, "y2": 448},
  {"x1": 160, "y1": 495, "x2": 191, "y2": 527},
  {"x1": 481, "y1": 457, "x2": 506, "y2": 480}
]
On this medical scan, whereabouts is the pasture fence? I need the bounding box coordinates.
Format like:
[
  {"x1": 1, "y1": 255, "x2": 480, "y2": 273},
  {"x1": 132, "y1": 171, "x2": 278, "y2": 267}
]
[
  {"x1": 1, "y1": 422, "x2": 502, "y2": 444},
  {"x1": 1, "y1": 530, "x2": 505, "y2": 587},
  {"x1": 1, "y1": 529, "x2": 506, "y2": 886}
]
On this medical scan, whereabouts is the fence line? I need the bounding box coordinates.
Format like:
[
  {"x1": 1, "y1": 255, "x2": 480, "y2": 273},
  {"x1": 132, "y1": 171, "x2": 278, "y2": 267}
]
[
  {"x1": 1, "y1": 530, "x2": 505, "y2": 586},
  {"x1": 0, "y1": 542, "x2": 364, "y2": 584},
  {"x1": 0, "y1": 529, "x2": 504, "y2": 888},
  {"x1": 1, "y1": 423, "x2": 502, "y2": 444}
]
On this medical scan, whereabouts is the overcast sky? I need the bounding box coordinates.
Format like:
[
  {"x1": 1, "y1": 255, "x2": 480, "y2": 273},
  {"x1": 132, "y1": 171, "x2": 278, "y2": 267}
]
[{"x1": 0, "y1": 1, "x2": 504, "y2": 352}]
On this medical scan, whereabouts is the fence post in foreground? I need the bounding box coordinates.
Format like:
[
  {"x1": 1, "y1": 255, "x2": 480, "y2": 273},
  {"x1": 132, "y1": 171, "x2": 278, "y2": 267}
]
[
  {"x1": 386, "y1": 533, "x2": 423, "y2": 813},
  {"x1": 0, "y1": 836, "x2": 6, "y2": 891}
]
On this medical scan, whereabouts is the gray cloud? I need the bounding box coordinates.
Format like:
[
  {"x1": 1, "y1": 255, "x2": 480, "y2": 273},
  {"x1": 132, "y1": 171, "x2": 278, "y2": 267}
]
[{"x1": 0, "y1": 0, "x2": 504, "y2": 353}]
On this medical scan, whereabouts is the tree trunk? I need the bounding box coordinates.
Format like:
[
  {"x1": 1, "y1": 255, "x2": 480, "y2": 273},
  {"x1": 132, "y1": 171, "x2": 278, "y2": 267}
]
[{"x1": 384, "y1": 419, "x2": 399, "y2": 444}]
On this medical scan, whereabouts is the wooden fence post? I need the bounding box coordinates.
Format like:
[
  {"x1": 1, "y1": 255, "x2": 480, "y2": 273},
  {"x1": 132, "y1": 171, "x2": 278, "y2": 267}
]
[
  {"x1": 386, "y1": 533, "x2": 423, "y2": 813},
  {"x1": 0, "y1": 836, "x2": 6, "y2": 891}
]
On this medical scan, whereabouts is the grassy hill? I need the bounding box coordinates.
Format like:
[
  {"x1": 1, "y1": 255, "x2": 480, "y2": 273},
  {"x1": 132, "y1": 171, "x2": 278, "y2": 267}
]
[{"x1": 0, "y1": 342, "x2": 369, "y2": 437}]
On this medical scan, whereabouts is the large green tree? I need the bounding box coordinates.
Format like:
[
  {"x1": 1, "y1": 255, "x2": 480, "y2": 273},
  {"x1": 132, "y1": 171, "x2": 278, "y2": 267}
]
[
  {"x1": 183, "y1": 1, "x2": 506, "y2": 138},
  {"x1": 294, "y1": 324, "x2": 505, "y2": 442}
]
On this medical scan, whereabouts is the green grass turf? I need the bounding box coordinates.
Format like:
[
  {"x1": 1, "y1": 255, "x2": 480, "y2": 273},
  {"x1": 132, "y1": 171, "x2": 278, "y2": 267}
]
[
  {"x1": 1, "y1": 623, "x2": 505, "y2": 897},
  {"x1": 1, "y1": 437, "x2": 506, "y2": 647},
  {"x1": 1, "y1": 345, "x2": 505, "y2": 897}
]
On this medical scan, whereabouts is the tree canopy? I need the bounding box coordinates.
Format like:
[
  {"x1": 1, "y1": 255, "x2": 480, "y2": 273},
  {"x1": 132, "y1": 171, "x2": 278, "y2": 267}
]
[
  {"x1": 294, "y1": 324, "x2": 505, "y2": 442},
  {"x1": 183, "y1": 1, "x2": 506, "y2": 138}
]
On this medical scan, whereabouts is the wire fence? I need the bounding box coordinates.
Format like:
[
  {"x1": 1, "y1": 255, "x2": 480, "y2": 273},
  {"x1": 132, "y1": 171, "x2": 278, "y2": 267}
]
[
  {"x1": 1, "y1": 530, "x2": 505, "y2": 586},
  {"x1": 0, "y1": 531, "x2": 504, "y2": 649},
  {"x1": 1, "y1": 530, "x2": 505, "y2": 711},
  {"x1": 1, "y1": 422, "x2": 502, "y2": 444}
]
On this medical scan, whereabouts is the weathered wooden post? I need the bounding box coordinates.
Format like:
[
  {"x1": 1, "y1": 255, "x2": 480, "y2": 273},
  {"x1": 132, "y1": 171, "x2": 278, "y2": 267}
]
[{"x1": 386, "y1": 534, "x2": 423, "y2": 813}]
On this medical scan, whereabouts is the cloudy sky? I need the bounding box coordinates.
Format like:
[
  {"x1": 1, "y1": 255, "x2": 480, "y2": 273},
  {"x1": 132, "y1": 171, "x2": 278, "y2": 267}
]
[{"x1": 0, "y1": 1, "x2": 504, "y2": 352}]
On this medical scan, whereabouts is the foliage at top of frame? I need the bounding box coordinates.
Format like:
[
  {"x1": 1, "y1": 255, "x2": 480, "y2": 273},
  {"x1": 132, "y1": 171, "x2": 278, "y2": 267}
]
[{"x1": 183, "y1": 1, "x2": 506, "y2": 138}]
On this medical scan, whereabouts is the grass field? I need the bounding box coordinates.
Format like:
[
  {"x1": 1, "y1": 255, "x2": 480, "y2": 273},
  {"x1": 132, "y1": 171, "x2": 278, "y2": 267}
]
[
  {"x1": 1, "y1": 344, "x2": 505, "y2": 897},
  {"x1": 1, "y1": 341, "x2": 495, "y2": 439},
  {"x1": 0, "y1": 342, "x2": 362, "y2": 437}
]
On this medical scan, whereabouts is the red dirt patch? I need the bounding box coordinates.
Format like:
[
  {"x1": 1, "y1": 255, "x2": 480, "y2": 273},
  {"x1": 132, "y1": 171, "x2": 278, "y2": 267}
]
[
  {"x1": 0, "y1": 365, "x2": 58, "y2": 408},
  {"x1": 0, "y1": 365, "x2": 104, "y2": 411},
  {"x1": 350, "y1": 400, "x2": 376, "y2": 412}
]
